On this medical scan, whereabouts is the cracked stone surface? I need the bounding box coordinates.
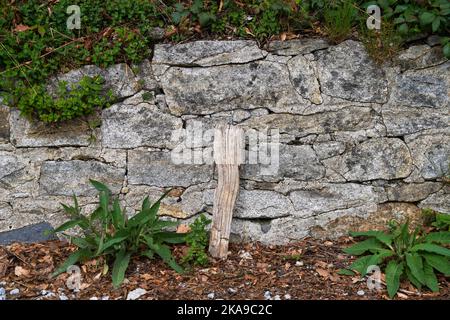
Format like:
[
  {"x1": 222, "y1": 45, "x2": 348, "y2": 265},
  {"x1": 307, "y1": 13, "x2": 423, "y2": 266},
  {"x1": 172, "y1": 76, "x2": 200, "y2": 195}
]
[
  {"x1": 161, "y1": 61, "x2": 309, "y2": 116},
  {"x1": 128, "y1": 150, "x2": 213, "y2": 187},
  {"x1": 323, "y1": 138, "x2": 414, "y2": 181},
  {"x1": 9, "y1": 109, "x2": 92, "y2": 147},
  {"x1": 267, "y1": 38, "x2": 329, "y2": 56},
  {"x1": 102, "y1": 96, "x2": 182, "y2": 149},
  {"x1": 316, "y1": 40, "x2": 388, "y2": 103},
  {"x1": 0, "y1": 39, "x2": 449, "y2": 243},
  {"x1": 39, "y1": 160, "x2": 125, "y2": 196}
]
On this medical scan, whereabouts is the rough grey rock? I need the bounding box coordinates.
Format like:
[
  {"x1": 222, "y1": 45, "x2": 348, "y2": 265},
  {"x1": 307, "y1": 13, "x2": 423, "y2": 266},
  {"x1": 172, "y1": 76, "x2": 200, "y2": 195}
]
[
  {"x1": 389, "y1": 73, "x2": 448, "y2": 109},
  {"x1": 267, "y1": 38, "x2": 329, "y2": 56},
  {"x1": 128, "y1": 150, "x2": 213, "y2": 187},
  {"x1": 322, "y1": 138, "x2": 413, "y2": 181},
  {"x1": 316, "y1": 40, "x2": 388, "y2": 103},
  {"x1": 103, "y1": 63, "x2": 141, "y2": 98},
  {"x1": 0, "y1": 203, "x2": 12, "y2": 220},
  {"x1": 39, "y1": 160, "x2": 125, "y2": 196},
  {"x1": 396, "y1": 45, "x2": 447, "y2": 71},
  {"x1": 419, "y1": 187, "x2": 450, "y2": 213},
  {"x1": 133, "y1": 59, "x2": 159, "y2": 91},
  {"x1": 406, "y1": 130, "x2": 450, "y2": 180},
  {"x1": 240, "y1": 106, "x2": 379, "y2": 138},
  {"x1": 9, "y1": 109, "x2": 91, "y2": 147},
  {"x1": 231, "y1": 216, "x2": 313, "y2": 244},
  {"x1": 102, "y1": 99, "x2": 182, "y2": 149},
  {"x1": 234, "y1": 190, "x2": 293, "y2": 219},
  {"x1": 386, "y1": 182, "x2": 442, "y2": 202},
  {"x1": 382, "y1": 105, "x2": 449, "y2": 136},
  {"x1": 0, "y1": 222, "x2": 57, "y2": 245},
  {"x1": 289, "y1": 183, "x2": 385, "y2": 218},
  {"x1": 0, "y1": 104, "x2": 9, "y2": 143},
  {"x1": 313, "y1": 141, "x2": 346, "y2": 159},
  {"x1": 287, "y1": 55, "x2": 322, "y2": 104},
  {"x1": 0, "y1": 152, "x2": 27, "y2": 188},
  {"x1": 153, "y1": 40, "x2": 266, "y2": 76},
  {"x1": 241, "y1": 144, "x2": 325, "y2": 182},
  {"x1": 161, "y1": 61, "x2": 307, "y2": 116}
]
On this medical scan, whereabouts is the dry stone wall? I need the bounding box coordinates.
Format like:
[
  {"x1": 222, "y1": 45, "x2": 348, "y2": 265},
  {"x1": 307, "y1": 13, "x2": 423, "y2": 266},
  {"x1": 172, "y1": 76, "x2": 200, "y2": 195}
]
[{"x1": 0, "y1": 39, "x2": 449, "y2": 244}]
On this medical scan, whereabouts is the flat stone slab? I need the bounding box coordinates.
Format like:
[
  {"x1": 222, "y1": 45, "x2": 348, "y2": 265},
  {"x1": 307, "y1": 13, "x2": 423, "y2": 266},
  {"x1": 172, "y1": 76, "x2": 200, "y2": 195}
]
[{"x1": 0, "y1": 222, "x2": 57, "y2": 245}]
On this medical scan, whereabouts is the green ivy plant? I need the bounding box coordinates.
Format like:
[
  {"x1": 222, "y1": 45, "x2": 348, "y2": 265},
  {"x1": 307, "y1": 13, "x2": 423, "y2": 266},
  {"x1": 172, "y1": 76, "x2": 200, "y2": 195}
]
[
  {"x1": 339, "y1": 220, "x2": 450, "y2": 298},
  {"x1": 52, "y1": 180, "x2": 186, "y2": 288},
  {"x1": 182, "y1": 214, "x2": 211, "y2": 267}
]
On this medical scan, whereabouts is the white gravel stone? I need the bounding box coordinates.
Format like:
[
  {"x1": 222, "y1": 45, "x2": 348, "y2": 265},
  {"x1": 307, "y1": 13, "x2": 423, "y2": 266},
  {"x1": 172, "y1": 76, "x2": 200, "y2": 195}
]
[
  {"x1": 126, "y1": 288, "x2": 147, "y2": 300},
  {"x1": 357, "y1": 290, "x2": 365, "y2": 296},
  {"x1": 9, "y1": 288, "x2": 19, "y2": 295},
  {"x1": 207, "y1": 292, "x2": 215, "y2": 299}
]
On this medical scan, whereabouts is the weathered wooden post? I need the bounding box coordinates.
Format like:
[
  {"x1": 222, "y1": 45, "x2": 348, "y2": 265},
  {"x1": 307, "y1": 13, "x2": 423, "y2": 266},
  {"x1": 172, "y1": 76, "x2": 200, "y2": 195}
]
[{"x1": 209, "y1": 124, "x2": 244, "y2": 259}]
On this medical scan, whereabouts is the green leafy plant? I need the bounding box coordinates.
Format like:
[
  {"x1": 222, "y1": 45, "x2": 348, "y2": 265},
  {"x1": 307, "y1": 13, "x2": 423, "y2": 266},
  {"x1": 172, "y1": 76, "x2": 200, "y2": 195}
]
[
  {"x1": 324, "y1": 0, "x2": 357, "y2": 43},
  {"x1": 52, "y1": 180, "x2": 185, "y2": 287},
  {"x1": 423, "y1": 208, "x2": 450, "y2": 231},
  {"x1": 10, "y1": 76, "x2": 113, "y2": 123},
  {"x1": 340, "y1": 220, "x2": 450, "y2": 298},
  {"x1": 182, "y1": 214, "x2": 211, "y2": 267},
  {"x1": 359, "y1": 19, "x2": 403, "y2": 64}
]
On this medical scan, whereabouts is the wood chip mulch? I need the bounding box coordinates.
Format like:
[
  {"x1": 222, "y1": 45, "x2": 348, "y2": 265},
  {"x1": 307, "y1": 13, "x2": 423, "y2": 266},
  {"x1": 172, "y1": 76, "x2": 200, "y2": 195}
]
[{"x1": 0, "y1": 238, "x2": 448, "y2": 300}]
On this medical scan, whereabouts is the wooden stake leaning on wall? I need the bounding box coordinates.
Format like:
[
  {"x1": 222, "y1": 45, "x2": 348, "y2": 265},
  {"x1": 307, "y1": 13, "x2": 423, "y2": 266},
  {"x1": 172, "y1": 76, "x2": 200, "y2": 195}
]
[{"x1": 209, "y1": 124, "x2": 245, "y2": 259}]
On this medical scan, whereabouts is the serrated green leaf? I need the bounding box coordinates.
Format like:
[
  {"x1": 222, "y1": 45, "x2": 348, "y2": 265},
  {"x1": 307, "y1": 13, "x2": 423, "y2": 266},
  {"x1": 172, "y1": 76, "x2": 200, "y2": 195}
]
[
  {"x1": 405, "y1": 253, "x2": 425, "y2": 284},
  {"x1": 112, "y1": 198, "x2": 125, "y2": 229},
  {"x1": 423, "y1": 261, "x2": 439, "y2": 292},
  {"x1": 89, "y1": 179, "x2": 111, "y2": 193},
  {"x1": 154, "y1": 231, "x2": 186, "y2": 244},
  {"x1": 112, "y1": 249, "x2": 131, "y2": 288},
  {"x1": 347, "y1": 251, "x2": 392, "y2": 276},
  {"x1": 385, "y1": 260, "x2": 404, "y2": 299},
  {"x1": 349, "y1": 231, "x2": 393, "y2": 247},
  {"x1": 53, "y1": 219, "x2": 85, "y2": 233},
  {"x1": 411, "y1": 243, "x2": 450, "y2": 257},
  {"x1": 337, "y1": 268, "x2": 355, "y2": 276},
  {"x1": 424, "y1": 231, "x2": 450, "y2": 244},
  {"x1": 52, "y1": 248, "x2": 90, "y2": 277},
  {"x1": 343, "y1": 238, "x2": 385, "y2": 255},
  {"x1": 405, "y1": 266, "x2": 422, "y2": 289},
  {"x1": 422, "y1": 253, "x2": 450, "y2": 276}
]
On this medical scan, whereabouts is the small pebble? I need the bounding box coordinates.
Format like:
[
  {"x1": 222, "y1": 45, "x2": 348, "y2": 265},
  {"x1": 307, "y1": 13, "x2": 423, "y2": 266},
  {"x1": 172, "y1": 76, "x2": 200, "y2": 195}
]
[
  {"x1": 295, "y1": 261, "x2": 304, "y2": 267},
  {"x1": 228, "y1": 288, "x2": 237, "y2": 294},
  {"x1": 273, "y1": 295, "x2": 281, "y2": 300},
  {"x1": 284, "y1": 294, "x2": 291, "y2": 300},
  {"x1": 59, "y1": 294, "x2": 69, "y2": 301},
  {"x1": 127, "y1": 288, "x2": 147, "y2": 300},
  {"x1": 89, "y1": 297, "x2": 98, "y2": 300},
  {"x1": 207, "y1": 292, "x2": 215, "y2": 299},
  {"x1": 264, "y1": 291, "x2": 272, "y2": 300},
  {"x1": 357, "y1": 290, "x2": 365, "y2": 296},
  {"x1": 41, "y1": 290, "x2": 56, "y2": 298},
  {"x1": 0, "y1": 288, "x2": 5, "y2": 295},
  {"x1": 239, "y1": 251, "x2": 253, "y2": 260},
  {"x1": 9, "y1": 288, "x2": 20, "y2": 295},
  {"x1": 102, "y1": 296, "x2": 110, "y2": 300}
]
